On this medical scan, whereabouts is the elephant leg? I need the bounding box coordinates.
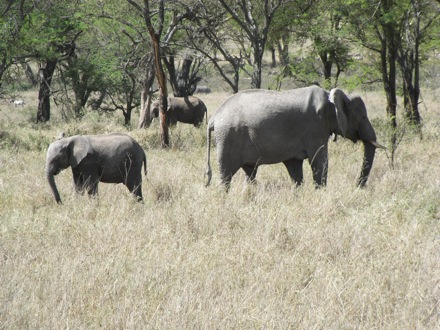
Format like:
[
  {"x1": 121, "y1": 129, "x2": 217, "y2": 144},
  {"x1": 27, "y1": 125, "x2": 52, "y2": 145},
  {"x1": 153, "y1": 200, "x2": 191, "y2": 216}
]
[
  {"x1": 308, "y1": 145, "x2": 328, "y2": 187},
  {"x1": 75, "y1": 164, "x2": 100, "y2": 196},
  {"x1": 283, "y1": 158, "x2": 304, "y2": 186},
  {"x1": 218, "y1": 163, "x2": 241, "y2": 191},
  {"x1": 84, "y1": 174, "x2": 99, "y2": 196},
  {"x1": 125, "y1": 169, "x2": 143, "y2": 201},
  {"x1": 242, "y1": 165, "x2": 258, "y2": 183},
  {"x1": 219, "y1": 170, "x2": 237, "y2": 191},
  {"x1": 73, "y1": 172, "x2": 81, "y2": 193},
  {"x1": 216, "y1": 141, "x2": 241, "y2": 191},
  {"x1": 72, "y1": 169, "x2": 86, "y2": 195}
]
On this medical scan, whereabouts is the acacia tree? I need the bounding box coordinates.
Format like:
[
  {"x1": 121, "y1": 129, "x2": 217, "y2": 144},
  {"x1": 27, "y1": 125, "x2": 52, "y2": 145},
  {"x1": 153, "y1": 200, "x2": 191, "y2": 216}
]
[
  {"x1": 183, "y1": 0, "x2": 245, "y2": 93},
  {"x1": 396, "y1": 0, "x2": 439, "y2": 126},
  {"x1": 342, "y1": 0, "x2": 400, "y2": 156},
  {"x1": 307, "y1": 1, "x2": 350, "y2": 88},
  {"x1": 127, "y1": 0, "x2": 170, "y2": 147},
  {"x1": 16, "y1": 0, "x2": 85, "y2": 122},
  {"x1": 267, "y1": 4, "x2": 296, "y2": 68},
  {"x1": 127, "y1": 0, "x2": 200, "y2": 144},
  {"x1": 342, "y1": 0, "x2": 439, "y2": 160},
  {"x1": 217, "y1": 0, "x2": 286, "y2": 89},
  {"x1": 0, "y1": 0, "x2": 36, "y2": 90},
  {"x1": 216, "y1": 0, "x2": 313, "y2": 89}
]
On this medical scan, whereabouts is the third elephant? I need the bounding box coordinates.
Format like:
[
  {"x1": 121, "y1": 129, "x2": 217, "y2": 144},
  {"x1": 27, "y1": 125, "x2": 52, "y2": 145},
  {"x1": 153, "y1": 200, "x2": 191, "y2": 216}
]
[{"x1": 150, "y1": 96, "x2": 207, "y2": 127}]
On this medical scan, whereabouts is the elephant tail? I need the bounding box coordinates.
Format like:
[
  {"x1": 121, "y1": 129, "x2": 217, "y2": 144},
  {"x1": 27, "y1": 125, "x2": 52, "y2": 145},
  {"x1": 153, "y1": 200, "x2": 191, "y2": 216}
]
[
  {"x1": 205, "y1": 121, "x2": 213, "y2": 187},
  {"x1": 143, "y1": 152, "x2": 147, "y2": 177}
]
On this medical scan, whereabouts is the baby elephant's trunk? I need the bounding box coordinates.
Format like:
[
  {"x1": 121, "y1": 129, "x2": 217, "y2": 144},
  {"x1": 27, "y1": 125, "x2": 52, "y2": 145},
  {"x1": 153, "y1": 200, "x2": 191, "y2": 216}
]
[{"x1": 46, "y1": 169, "x2": 62, "y2": 204}]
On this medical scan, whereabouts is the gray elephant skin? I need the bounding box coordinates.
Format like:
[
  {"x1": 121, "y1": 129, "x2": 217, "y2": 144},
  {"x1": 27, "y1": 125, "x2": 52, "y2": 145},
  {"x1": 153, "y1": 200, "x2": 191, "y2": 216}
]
[
  {"x1": 45, "y1": 133, "x2": 147, "y2": 204},
  {"x1": 205, "y1": 85, "x2": 385, "y2": 189},
  {"x1": 150, "y1": 96, "x2": 207, "y2": 127}
]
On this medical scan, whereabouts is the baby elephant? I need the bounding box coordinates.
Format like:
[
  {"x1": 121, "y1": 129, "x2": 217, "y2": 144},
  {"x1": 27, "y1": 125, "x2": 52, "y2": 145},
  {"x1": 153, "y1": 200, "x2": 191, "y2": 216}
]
[
  {"x1": 45, "y1": 133, "x2": 147, "y2": 204},
  {"x1": 150, "y1": 96, "x2": 207, "y2": 127}
]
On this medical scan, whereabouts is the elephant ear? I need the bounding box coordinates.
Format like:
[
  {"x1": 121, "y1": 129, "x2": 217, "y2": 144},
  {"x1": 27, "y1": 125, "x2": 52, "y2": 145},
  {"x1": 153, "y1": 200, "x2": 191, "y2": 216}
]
[
  {"x1": 68, "y1": 136, "x2": 91, "y2": 168},
  {"x1": 329, "y1": 88, "x2": 349, "y2": 137},
  {"x1": 166, "y1": 97, "x2": 172, "y2": 112}
]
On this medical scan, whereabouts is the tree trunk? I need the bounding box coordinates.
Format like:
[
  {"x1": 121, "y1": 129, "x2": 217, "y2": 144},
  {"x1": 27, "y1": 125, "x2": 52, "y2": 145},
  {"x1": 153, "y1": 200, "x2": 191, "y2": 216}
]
[
  {"x1": 36, "y1": 59, "x2": 57, "y2": 122},
  {"x1": 138, "y1": 58, "x2": 156, "y2": 129},
  {"x1": 138, "y1": 87, "x2": 153, "y2": 129},
  {"x1": 277, "y1": 34, "x2": 290, "y2": 66},
  {"x1": 151, "y1": 39, "x2": 169, "y2": 147},
  {"x1": 144, "y1": 0, "x2": 170, "y2": 147},
  {"x1": 381, "y1": 17, "x2": 398, "y2": 164},
  {"x1": 399, "y1": 50, "x2": 421, "y2": 126},
  {"x1": 22, "y1": 62, "x2": 38, "y2": 86},
  {"x1": 270, "y1": 46, "x2": 276, "y2": 67},
  {"x1": 251, "y1": 45, "x2": 263, "y2": 89},
  {"x1": 124, "y1": 105, "x2": 132, "y2": 126},
  {"x1": 319, "y1": 51, "x2": 333, "y2": 87}
]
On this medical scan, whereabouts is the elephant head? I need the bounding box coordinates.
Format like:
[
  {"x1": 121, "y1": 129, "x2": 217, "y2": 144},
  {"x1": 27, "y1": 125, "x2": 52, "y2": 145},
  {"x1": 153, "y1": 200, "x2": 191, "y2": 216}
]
[
  {"x1": 45, "y1": 135, "x2": 91, "y2": 204},
  {"x1": 330, "y1": 88, "x2": 386, "y2": 187},
  {"x1": 149, "y1": 98, "x2": 175, "y2": 125},
  {"x1": 150, "y1": 100, "x2": 160, "y2": 123}
]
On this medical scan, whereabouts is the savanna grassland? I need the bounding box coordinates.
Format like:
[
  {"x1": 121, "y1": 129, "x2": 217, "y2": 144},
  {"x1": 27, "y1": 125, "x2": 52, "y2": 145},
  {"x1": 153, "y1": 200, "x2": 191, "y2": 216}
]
[{"x1": 0, "y1": 89, "x2": 439, "y2": 329}]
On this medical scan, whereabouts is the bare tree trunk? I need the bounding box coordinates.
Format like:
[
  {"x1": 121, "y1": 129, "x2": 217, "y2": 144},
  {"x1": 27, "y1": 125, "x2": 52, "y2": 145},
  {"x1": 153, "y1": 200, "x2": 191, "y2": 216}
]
[
  {"x1": 140, "y1": 0, "x2": 170, "y2": 147},
  {"x1": 138, "y1": 87, "x2": 153, "y2": 129},
  {"x1": 138, "y1": 58, "x2": 156, "y2": 129},
  {"x1": 270, "y1": 46, "x2": 276, "y2": 67},
  {"x1": 36, "y1": 59, "x2": 57, "y2": 122},
  {"x1": 381, "y1": 18, "x2": 398, "y2": 163},
  {"x1": 22, "y1": 62, "x2": 38, "y2": 86},
  {"x1": 251, "y1": 45, "x2": 263, "y2": 89},
  {"x1": 277, "y1": 34, "x2": 290, "y2": 66},
  {"x1": 399, "y1": 46, "x2": 421, "y2": 126}
]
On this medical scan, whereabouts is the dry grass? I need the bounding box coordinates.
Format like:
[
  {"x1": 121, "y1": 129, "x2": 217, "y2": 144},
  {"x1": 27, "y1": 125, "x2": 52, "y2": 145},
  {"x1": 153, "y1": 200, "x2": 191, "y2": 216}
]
[{"x1": 0, "y1": 89, "x2": 439, "y2": 329}]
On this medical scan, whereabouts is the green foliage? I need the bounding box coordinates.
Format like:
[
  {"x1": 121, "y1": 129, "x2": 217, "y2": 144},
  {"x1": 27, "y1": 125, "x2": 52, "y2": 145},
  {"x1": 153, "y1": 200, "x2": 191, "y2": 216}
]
[
  {"x1": 19, "y1": 2, "x2": 85, "y2": 60},
  {"x1": 0, "y1": 129, "x2": 52, "y2": 152},
  {"x1": 0, "y1": 0, "x2": 439, "y2": 126}
]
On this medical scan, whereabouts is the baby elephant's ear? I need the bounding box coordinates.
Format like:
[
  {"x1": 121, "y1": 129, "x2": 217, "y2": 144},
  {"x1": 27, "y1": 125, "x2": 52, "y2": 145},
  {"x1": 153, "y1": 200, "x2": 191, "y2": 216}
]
[{"x1": 68, "y1": 136, "x2": 91, "y2": 168}]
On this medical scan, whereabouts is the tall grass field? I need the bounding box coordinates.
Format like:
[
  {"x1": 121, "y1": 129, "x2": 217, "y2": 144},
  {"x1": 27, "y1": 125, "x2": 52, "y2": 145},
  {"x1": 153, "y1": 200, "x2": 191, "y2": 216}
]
[{"x1": 1, "y1": 89, "x2": 439, "y2": 328}]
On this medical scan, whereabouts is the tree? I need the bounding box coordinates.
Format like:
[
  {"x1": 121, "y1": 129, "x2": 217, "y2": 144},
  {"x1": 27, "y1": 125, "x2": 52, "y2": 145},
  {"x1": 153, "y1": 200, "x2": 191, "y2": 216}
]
[
  {"x1": 0, "y1": 0, "x2": 35, "y2": 89},
  {"x1": 127, "y1": 0, "x2": 200, "y2": 144},
  {"x1": 396, "y1": 0, "x2": 439, "y2": 126},
  {"x1": 342, "y1": 0, "x2": 401, "y2": 158},
  {"x1": 184, "y1": 0, "x2": 245, "y2": 92},
  {"x1": 16, "y1": 0, "x2": 85, "y2": 122},
  {"x1": 138, "y1": 54, "x2": 156, "y2": 129},
  {"x1": 217, "y1": 0, "x2": 293, "y2": 89},
  {"x1": 127, "y1": 0, "x2": 170, "y2": 147},
  {"x1": 342, "y1": 0, "x2": 439, "y2": 160}
]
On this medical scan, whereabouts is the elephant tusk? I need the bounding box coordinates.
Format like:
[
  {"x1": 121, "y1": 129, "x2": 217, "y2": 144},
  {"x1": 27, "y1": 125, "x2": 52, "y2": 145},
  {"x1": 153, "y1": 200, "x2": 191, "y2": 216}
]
[{"x1": 369, "y1": 140, "x2": 387, "y2": 149}]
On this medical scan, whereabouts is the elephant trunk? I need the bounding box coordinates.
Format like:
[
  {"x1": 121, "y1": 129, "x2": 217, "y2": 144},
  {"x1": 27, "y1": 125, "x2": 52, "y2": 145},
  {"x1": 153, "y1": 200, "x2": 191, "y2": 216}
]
[
  {"x1": 357, "y1": 142, "x2": 376, "y2": 187},
  {"x1": 46, "y1": 169, "x2": 62, "y2": 204}
]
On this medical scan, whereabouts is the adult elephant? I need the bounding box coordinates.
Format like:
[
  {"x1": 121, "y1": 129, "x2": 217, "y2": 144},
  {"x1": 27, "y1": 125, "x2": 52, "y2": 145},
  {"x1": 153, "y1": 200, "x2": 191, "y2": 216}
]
[
  {"x1": 150, "y1": 96, "x2": 207, "y2": 127},
  {"x1": 205, "y1": 86, "x2": 385, "y2": 189},
  {"x1": 45, "y1": 133, "x2": 147, "y2": 204}
]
